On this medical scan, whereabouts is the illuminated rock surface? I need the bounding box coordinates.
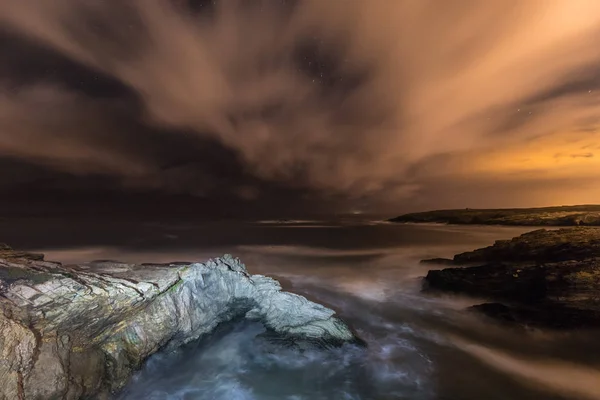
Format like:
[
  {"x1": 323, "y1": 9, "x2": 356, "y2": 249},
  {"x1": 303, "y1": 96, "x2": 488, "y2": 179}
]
[{"x1": 0, "y1": 246, "x2": 361, "y2": 399}]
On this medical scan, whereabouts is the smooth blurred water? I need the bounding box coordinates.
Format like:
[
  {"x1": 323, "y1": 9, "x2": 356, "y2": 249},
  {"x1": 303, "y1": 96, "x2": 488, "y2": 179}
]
[{"x1": 5, "y1": 219, "x2": 600, "y2": 400}]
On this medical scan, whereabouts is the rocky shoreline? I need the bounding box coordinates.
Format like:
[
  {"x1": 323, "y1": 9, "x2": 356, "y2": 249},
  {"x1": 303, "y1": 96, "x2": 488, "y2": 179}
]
[
  {"x1": 422, "y1": 228, "x2": 600, "y2": 329},
  {"x1": 390, "y1": 205, "x2": 600, "y2": 226},
  {"x1": 0, "y1": 246, "x2": 362, "y2": 399}
]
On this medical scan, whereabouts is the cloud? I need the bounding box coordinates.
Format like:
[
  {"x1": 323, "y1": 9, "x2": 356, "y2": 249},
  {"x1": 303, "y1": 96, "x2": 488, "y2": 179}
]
[
  {"x1": 0, "y1": 84, "x2": 153, "y2": 176},
  {"x1": 570, "y1": 153, "x2": 594, "y2": 158},
  {"x1": 0, "y1": 0, "x2": 599, "y2": 211}
]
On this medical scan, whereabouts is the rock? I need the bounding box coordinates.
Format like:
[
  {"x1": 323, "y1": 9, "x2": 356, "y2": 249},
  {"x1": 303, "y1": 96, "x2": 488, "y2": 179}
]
[
  {"x1": 467, "y1": 302, "x2": 600, "y2": 330},
  {"x1": 0, "y1": 243, "x2": 44, "y2": 262},
  {"x1": 389, "y1": 205, "x2": 600, "y2": 226},
  {"x1": 467, "y1": 303, "x2": 520, "y2": 325},
  {"x1": 452, "y1": 228, "x2": 600, "y2": 264},
  {"x1": 425, "y1": 262, "x2": 548, "y2": 303},
  {"x1": 0, "y1": 247, "x2": 362, "y2": 399},
  {"x1": 423, "y1": 228, "x2": 600, "y2": 329}
]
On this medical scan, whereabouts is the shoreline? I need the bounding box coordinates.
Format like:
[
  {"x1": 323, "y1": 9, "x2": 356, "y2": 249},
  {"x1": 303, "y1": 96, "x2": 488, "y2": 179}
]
[
  {"x1": 0, "y1": 247, "x2": 362, "y2": 398},
  {"x1": 389, "y1": 205, "x2": 600, "y2": 226},
  {"x1": 420, "y1": 227, "x2": 600, "y2": 330}
]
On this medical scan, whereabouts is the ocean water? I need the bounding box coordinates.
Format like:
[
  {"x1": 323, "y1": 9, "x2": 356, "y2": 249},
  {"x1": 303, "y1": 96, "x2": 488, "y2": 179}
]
[{"x1": 4, "y1": 218, "x2": 600, "y2": 400}]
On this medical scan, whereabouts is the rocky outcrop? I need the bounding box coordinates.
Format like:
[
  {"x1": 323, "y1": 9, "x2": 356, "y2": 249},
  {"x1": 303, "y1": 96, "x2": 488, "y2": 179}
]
[
  {"x1": 423, "y1": 228, "x2": 600, "y2": 329},
  {"x1": 390, "y1": 205, "x2": 600, "y2": 226},
  {"x1": 452, "y1": 228, "x2": 600, "y2": 264},
  {"x1": 0, "y1": 245, "x2": 361, "y2": 399}
]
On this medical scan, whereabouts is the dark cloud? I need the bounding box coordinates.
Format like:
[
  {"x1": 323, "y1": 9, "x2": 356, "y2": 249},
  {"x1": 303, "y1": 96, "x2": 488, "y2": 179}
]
[
  {"x1": 0, "y1": 29, "x2": 131, "y2": 98},
  {"x1": 570, "y1": 153, "x2": 594, "y2": 158},
  {"x1": 0, "y1": 0, "x2": 599, "y2": 217},
  {"x1": 524, "y1": 64, "x2": 600, "y2": 106}
]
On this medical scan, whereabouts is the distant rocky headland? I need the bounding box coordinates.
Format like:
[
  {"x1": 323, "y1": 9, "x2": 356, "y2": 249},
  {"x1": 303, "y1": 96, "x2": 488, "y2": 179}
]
[
  {"x1": 422, "y1": 227, "x2": 600, "y2": 329},
  {"x1": 0, "y1": 245, "x2": 362, "y2": 399},
  {"x1": 390, "y1": 205, "x2": 600, "y2": 226}
]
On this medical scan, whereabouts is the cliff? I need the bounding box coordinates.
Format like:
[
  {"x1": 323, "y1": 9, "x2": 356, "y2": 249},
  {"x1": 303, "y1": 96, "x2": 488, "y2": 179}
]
[
  {"x1": 0, "y1": 245, "x2": 361, "y2": 399},
  {"x1": 389, "y1": 205, "x2": 600, "y2": 226},
  {"x1": 422, "y1": 228, "x2": 600, "y2": 329}
]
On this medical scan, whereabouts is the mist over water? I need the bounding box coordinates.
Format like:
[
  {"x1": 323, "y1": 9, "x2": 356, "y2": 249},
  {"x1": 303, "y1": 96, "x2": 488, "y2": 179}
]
[{"x1": 4, "y1": 219, "x2": 600, "y2": 399}]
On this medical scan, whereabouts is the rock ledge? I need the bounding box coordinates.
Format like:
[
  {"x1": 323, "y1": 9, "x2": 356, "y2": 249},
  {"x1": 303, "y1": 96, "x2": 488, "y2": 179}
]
[
  {"x1": 0, "y1": 245, "x2": 361, "y2": 399},
  {"x1": 423, "y1": 228, "x2": 600, "y2": 329}
]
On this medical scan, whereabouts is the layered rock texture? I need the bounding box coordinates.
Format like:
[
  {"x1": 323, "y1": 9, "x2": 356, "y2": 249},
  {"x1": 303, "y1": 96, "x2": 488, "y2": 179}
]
[
  {"x1": 423, "y1": 228, "x2": 600, "y2": 329},
  {"x1": 0, "y1": 246, "x2": 360, "y2": 399},
  {"x1": 390, "y1": 205, "x2": 600, "y2": 226}
]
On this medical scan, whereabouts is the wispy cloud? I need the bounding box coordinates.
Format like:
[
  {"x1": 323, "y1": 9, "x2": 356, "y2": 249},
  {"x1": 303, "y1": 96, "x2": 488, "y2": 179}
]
[
  {"x1": 0, "y1": 0, "x2": 599, "y2": 210},
  {"x1": 570, "y1": 152, "x2": 594, "y2": 158}
]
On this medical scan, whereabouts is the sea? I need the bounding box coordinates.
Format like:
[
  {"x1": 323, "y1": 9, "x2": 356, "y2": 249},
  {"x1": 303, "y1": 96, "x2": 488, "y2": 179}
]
[{"x1": 2, "y1": 216, "x2": 599, "y2": 400}]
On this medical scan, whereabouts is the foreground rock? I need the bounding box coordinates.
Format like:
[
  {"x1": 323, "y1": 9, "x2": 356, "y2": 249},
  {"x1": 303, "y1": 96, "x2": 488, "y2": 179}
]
[
  {"x1": 0, "y1": 245, "x2": 361, "y2": 399},
  {"x1": 423, "y1": 228, "x2": 600, "y2": 329},
  {"x1": 390, "y1": 205, "x2": 600, "y2": 226}
]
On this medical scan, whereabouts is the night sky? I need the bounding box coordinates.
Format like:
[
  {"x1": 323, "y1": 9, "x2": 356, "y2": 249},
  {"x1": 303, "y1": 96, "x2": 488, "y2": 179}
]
[{"x1": 0, "y1": 0, "x2": 599, "y2": 219}]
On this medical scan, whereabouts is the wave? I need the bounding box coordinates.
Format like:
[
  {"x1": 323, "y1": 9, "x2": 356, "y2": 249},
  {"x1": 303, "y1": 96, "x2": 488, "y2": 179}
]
[
  {"x1": 451, "y1": 336, "x2": 600, "y2": 400},
  {"x1": 235, "y1": 244, "x2": 396, "y2": 258},
  {"x1": 254, "y1": 220, "x2": 323, "y2": 225}
]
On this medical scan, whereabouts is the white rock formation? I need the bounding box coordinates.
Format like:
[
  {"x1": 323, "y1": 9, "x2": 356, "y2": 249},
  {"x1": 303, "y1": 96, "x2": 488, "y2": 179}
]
[{"x1": 0, "y1": 247, "x2": 362, "y2": 399}]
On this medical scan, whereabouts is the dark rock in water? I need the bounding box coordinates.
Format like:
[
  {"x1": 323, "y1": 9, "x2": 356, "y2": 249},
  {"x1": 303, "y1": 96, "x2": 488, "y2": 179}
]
[
  {"x1": 468, "y1": 302, "x2": 600, "y2": 330},
  {"x1": 468, "y1": 303, "x2": 519, "y2": 324},
  {"x1": 452, "y1": 227, "x2": 600, "y2": 264},
  {"x1": 423, "y1": 228, "x2": 600, "y2": 329},
  {"x1": 0, "y1": 246, "x2": 362, "y2": 399},
  {"x1": 425, "y1": 262, "x2": 548, "y2": 303}
]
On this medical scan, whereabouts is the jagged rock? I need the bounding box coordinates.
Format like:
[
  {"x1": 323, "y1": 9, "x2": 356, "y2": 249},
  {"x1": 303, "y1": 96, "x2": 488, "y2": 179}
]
[
  {"x1": 0, "y1": 243, "x2": 44, "y2": 262},
  {"x1": 452, "y1": 228, "x2": 600, "y2": 264},
  {"x1": 467, "y1": 302, "x2": 600, "y2": 330},
  {"x1": 0, "y1": 248, "x2": 362, "y2": 399},
  {"x1": 423, "y1": 228, "x2": 600, "y2": 329}
]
